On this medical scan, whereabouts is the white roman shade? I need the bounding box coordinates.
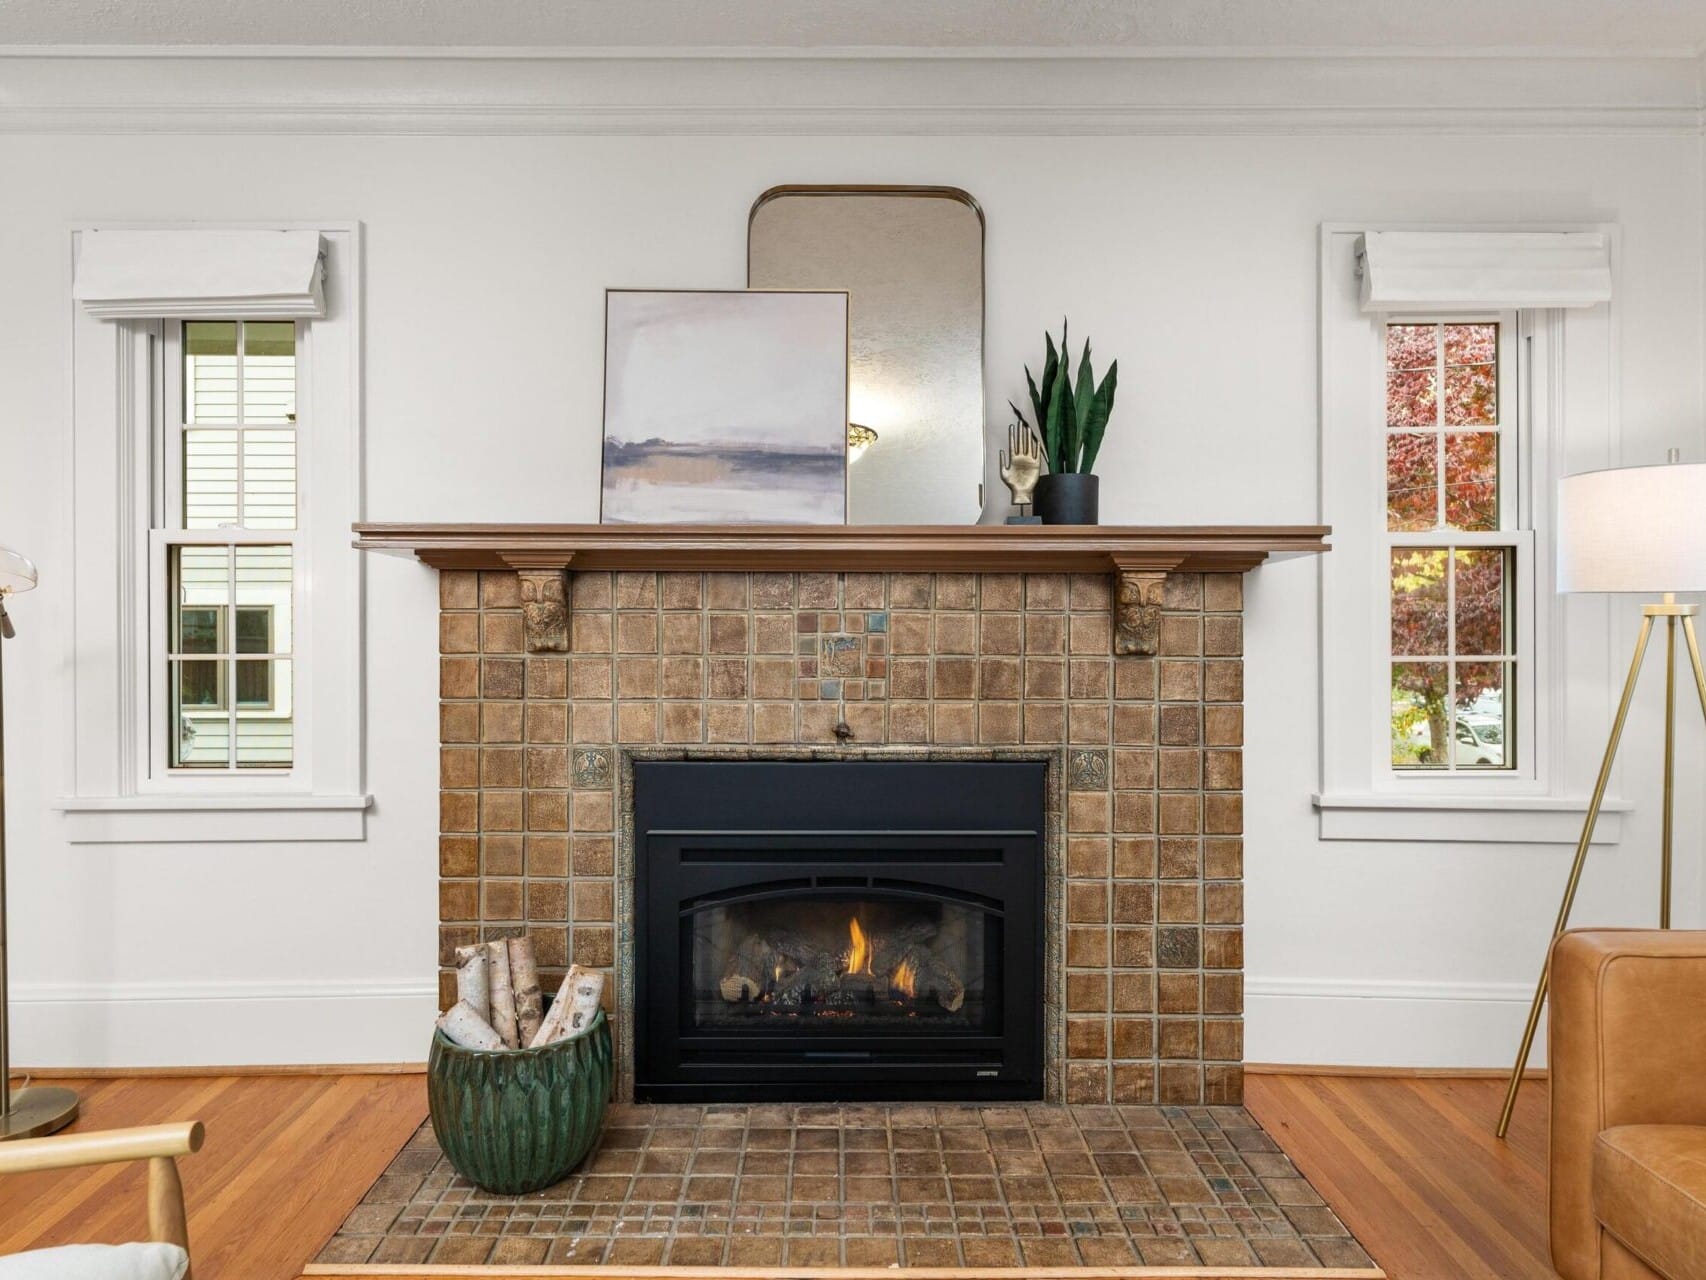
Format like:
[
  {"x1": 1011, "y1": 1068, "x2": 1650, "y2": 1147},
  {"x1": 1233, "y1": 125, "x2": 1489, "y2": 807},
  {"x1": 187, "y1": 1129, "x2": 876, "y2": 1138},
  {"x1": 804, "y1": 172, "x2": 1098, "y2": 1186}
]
[
  {"x1": 1357, "y1": 231, "x2": 1612, "y2": 313},
  {"x1": 73, "y1": 229, "x2": 326, "y2": 320}
]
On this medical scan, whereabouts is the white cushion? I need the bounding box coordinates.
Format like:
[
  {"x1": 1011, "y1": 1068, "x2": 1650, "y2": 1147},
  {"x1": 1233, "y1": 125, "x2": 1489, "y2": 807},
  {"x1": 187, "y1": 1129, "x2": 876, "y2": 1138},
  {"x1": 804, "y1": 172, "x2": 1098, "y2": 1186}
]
[{"x1": 0, "y1": 1243, "x2": 188, "y2": 1280}]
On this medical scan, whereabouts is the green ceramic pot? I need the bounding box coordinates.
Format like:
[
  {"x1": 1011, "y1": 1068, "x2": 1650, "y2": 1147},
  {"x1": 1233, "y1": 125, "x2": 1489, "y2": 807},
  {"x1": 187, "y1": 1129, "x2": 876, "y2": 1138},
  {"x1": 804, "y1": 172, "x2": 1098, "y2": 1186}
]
[{"x1": 427, "y1": 1008, "x2": 613, "y2": 1195}]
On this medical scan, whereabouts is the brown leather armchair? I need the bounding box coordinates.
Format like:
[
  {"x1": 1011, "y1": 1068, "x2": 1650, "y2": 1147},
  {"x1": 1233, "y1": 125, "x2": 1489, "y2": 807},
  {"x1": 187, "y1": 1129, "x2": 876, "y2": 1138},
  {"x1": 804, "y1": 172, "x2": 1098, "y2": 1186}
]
[{"x1": 1550, "y1": 930, "x2": 1706, "y2": 1280}]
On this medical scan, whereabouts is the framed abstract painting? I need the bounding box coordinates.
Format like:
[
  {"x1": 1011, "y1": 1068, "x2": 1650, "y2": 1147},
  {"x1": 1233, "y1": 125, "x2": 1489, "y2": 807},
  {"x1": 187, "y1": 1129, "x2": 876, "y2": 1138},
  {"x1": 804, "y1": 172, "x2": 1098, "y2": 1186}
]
[{"x1": 601, "y1": 289, "x2": 850, "y2": 524}]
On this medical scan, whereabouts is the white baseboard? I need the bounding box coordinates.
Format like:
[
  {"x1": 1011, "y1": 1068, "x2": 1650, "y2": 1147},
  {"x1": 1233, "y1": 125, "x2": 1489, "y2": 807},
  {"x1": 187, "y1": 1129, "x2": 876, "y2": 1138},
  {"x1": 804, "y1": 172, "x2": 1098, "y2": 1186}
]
[
  {"x1": 1246, "y1": 975, "x2": 1545, "y2": 1069},
  {"x1": 7, "y1": 977, "x2": 436, "y2": 1069},
  {"x1": 10, "y1": 973, "x2": 1545, "y2": 1072}
]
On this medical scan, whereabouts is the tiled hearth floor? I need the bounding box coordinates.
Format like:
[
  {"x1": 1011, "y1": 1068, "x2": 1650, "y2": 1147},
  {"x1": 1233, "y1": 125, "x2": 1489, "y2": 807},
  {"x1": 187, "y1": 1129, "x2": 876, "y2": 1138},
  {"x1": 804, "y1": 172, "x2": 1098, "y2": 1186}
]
[{"x1": 314, "y1": 1102, "x2": 1380, "y2": 1274}]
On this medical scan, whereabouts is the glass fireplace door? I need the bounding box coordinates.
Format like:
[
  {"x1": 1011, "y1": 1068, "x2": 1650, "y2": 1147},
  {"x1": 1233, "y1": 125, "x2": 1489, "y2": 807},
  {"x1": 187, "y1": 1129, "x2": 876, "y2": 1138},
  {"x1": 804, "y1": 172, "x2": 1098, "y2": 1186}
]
[{"x1": 689, "y1": 890, "x2": 997, "y2": 1035}]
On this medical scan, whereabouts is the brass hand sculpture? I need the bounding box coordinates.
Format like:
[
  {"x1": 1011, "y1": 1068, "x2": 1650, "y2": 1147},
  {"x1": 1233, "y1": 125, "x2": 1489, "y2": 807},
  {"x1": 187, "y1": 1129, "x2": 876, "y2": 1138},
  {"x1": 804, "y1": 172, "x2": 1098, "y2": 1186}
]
[{"x1": 999, "y1": 422, "x2": 1043, "y2": 516}]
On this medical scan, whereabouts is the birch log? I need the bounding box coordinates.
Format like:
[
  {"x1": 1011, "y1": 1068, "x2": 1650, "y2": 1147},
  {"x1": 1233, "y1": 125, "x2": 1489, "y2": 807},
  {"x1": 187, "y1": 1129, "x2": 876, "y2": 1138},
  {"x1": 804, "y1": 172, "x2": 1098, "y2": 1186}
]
[
  {"x1": 552, "y1": 968, "x2": 606, "y2": 1043},
  {"x1": 507, "y1": 936, "x2": 544, "y2": 1046},
  {"x1": 437, "y1": 1000, "x2": 504, "y2": 1050},
  {"x1": 486, "y1": 939, "x2": 520, "y2": 1048},
  {"x1": 562, "y1": 969, "x2": 603, "y2": 1044},
  {"x1": 530, "y1": 966, "x2": 608, "y2": 1046},
  {"x1": 453, "y1": 944, "x2": 490, "y2": 1023},
  {"x1": 529, "y1": 967, "x2": 576, "y2": 1047}
]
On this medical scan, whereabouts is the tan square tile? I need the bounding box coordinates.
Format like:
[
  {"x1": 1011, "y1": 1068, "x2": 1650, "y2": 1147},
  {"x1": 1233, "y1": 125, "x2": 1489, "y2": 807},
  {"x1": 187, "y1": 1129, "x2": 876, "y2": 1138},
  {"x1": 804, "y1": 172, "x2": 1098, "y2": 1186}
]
[
  {"x1": 1114, "y1": 836, "x2": 1156, "y2": 879},
  {"x1": 1204, "y1": 572, "x2": 1242, "y2": 612},
  {"x1": 616, "y1": 612, "x2": 658, "y2": 654},
  {"x1": 932, "y1": 702, "x2": 976, "y2": 744},
  {"x1": 798, "y1": 572, "x2": 839, "y2": 608},
  {"x1": 978, "y1": 701, "x2": 1020, "y2": 743},
  {"x1": 570, "y1": 657, "x2": 612, "y2": 699},
  {"x1": 1024, "y1": 657, "x2": 1066, "y2": 699},
  {"x1": 660, "y1": 571, "x2": 703, "y2": 610},
  {"x1": 703, "y1": 573, "x2": 746, "y2": 610},
  {"x1": 889, "y1": 701, "x2": 929, "y2": 742},
  {"x1": 660, "y1": 612, "x2": 703, "y2": 655},
  {"x1": 980, "y1": 613, "x2": 1022, "y2": 654},
  {"x1": 934, "y1": 613, "x2": 976, "y2": 654},
  {"x1": 570, "y1": 612, "x2": 611, "y2": 653},
  {"x1": 1066, "y1": 835, "x2": 1110, "y2": 878},
  {"x1": 1066, "y1": 971, "x2": 1108, "y2": 1012},
  {"x1": 707, "y1": 657, "x2": 748, "y2": 700},
  {"x1": 482, "y1": 658, "x2": 524, "y2": 699},
  {"x1": 615, "y1": 701, "x2": 658, "y2": 744},
  {"x1": 933, "y1": 656, "x2": 976, "y2": 699},
  {"x1": 1023, "y1": 701, "x2": 1065, "y2": 743},
  {"x1": 440, "y1": 656, "x2": 480, "y2": 699},
  {"x1": 439, "y1": 571, "x2": 479, "y2": 610},
  {"x1": 753, "y1": 702, "x2": 795, "y2": 743},
  {"x1": 661, "y1": 702, "x2": 704, "y2": 743},
  {"x1": 439, "y1": 613, "x2": 480, "y2": 654},
  {"x1": 1068, "y1": 612, "x2": 1111, "y2": 654},
  {"x1": 571, "y1": 835, "x2": 614, "y2": 876},
  {"x1": 482, "y1": 612, "x2": 524, "y2": 654},
  {"x1": 526, "y1": 791, "x2": 568, "y2": 831}
]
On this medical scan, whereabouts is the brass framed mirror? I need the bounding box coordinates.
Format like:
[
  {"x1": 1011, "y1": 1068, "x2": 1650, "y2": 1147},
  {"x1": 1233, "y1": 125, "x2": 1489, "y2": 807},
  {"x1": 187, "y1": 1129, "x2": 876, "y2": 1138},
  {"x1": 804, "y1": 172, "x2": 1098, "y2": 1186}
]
[{"x1": 748, "y1": 186, "x2": 985, "y2": 525}]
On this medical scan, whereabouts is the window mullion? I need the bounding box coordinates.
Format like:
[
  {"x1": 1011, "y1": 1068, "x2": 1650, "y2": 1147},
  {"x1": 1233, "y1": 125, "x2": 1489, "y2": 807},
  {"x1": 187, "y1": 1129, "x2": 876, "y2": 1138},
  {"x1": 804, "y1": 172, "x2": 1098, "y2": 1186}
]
[
  {"x1": 233, "y1": 320, "x2": 246, "y2": 533},
  {"x1": 1434, "y1": 322, "x2": 1446, "y2": 529},
  {"x1": 225, "y1": 546, "x2": 238, "y2": 772}
]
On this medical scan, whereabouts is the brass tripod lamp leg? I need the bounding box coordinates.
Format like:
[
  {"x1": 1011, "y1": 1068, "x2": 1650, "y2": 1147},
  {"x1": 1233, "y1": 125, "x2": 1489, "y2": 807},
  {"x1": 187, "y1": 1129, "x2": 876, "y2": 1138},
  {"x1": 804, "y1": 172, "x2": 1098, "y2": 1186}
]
[
  {"x1": 1684, "y1": 614, "x2": 1706, "y2": 723},
  {"x1": 1661, "y1": 615, "x2": 1677, "y2": 929},
  {"x1": 1495, "y1": 614, "x2": 1654, "y2": 1139}
]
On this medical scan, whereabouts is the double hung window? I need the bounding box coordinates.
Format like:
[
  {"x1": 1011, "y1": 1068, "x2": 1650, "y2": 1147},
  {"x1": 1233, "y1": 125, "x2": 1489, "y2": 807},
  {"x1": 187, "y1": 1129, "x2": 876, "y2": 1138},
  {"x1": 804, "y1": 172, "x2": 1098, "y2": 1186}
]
[
  {"x1": 157, "y1": 320, "x2": 300, "y2": 773},
  {"x1": 1383, "y1": 317, "x2": 1522, "y2": 773}
]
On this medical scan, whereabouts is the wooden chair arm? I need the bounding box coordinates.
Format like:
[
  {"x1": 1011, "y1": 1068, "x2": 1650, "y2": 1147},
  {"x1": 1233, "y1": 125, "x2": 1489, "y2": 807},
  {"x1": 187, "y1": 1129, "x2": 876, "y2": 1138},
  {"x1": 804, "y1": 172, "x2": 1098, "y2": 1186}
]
[
  {"x1": 0, "y1": 1121, "x2": 203, "y2": 1175},
  {"x1": 0, "y1": 1120, "x2": 203, "y2": 1277}
]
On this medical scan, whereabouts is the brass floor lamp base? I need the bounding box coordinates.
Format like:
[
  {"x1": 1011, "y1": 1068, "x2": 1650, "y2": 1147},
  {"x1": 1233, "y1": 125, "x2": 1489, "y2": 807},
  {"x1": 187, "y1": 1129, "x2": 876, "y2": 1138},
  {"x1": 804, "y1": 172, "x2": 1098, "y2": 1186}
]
[
  {"x1": 1495, "y1": 601, "x2": 1706, "y2": 1138},
  {"x1": 0, "y1": 1084, "x2": 79, "y2": 1141}
]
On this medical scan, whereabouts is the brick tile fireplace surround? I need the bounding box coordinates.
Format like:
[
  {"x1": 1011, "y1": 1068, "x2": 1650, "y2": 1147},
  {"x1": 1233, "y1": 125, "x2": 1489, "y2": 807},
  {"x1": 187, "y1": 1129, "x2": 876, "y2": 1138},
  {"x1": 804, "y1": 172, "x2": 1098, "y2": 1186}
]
[{"x1": 437, "y1": 566, "x2": 1248, "y2": 1107}]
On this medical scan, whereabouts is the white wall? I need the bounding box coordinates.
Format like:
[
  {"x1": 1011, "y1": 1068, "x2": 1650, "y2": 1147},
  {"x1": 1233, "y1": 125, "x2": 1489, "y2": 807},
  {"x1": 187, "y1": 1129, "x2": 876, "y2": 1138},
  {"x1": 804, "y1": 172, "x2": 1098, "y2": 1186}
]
[{"x1": 1, "y1": 54, "x2": 1702, "y2": 1067}]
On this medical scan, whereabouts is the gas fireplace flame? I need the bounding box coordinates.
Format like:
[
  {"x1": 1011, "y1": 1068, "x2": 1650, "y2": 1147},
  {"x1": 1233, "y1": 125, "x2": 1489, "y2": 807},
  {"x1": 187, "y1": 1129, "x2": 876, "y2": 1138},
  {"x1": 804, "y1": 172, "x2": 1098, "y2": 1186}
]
[
  {"x1": 891, "y1": 957, "x2": 918, "y2": 998},
  {"x1": 847, "y1": 916, "x2": 873, "y2": 976}
]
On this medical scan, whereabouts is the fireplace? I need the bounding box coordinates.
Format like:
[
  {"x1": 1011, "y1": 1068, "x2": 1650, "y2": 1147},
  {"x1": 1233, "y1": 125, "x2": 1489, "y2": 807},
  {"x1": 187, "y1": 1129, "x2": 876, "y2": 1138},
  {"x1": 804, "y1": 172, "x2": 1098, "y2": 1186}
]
[{"x1": 632, "y1": 758, "x2": 1046, "y2": 1101}]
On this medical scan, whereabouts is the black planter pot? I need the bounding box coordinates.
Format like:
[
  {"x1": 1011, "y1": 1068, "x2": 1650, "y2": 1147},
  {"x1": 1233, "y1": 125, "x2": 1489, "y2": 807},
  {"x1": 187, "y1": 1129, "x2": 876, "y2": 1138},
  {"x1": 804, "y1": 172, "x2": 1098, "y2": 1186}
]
[{"x1": 1034, "y1": 473, "x2": 1100, "y2": 525}]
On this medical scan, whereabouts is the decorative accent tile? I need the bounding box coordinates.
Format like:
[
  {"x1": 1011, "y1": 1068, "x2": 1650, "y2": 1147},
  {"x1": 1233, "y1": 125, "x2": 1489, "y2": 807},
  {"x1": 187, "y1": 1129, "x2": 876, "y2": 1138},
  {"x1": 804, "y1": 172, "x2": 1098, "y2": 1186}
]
[
  {"x1": 572, "y1": 747, "x2": 613, "y2": 790},
  {"x1": 1068, "y1": 747, "x2": 1110, "y2": 791},
  {"x1": 820, "y1": 633, "x2": 862, "y2": 678}
]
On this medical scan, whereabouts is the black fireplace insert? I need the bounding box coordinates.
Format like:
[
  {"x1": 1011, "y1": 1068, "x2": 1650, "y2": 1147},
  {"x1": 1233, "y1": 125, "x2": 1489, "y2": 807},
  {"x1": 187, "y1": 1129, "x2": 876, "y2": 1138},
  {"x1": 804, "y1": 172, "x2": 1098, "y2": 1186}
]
[{"x1": 632, "y1": 759, "x2": 1046, "y2": 1102}]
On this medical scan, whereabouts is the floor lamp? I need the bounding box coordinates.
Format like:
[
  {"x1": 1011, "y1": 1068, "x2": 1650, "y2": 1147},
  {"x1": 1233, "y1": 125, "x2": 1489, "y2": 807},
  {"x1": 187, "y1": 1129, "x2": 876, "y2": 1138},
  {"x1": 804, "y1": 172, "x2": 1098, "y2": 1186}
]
[
  {"x1": 1496, "y1": 455, "x2": 1706, "y2": 1138},
  {"x1": 0, "y1": 547, "x2": 78, "y2": 1140}
]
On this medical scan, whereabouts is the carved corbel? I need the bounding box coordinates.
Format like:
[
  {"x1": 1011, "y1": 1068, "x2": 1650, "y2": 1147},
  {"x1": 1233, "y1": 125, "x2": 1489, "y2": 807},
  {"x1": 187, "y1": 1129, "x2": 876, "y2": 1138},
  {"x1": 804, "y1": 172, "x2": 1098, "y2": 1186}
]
[
  {"x1": 499, "y1": 554, "x2": 575, "y2": 653},
  {"x1": 1111, "y1": 561, "x2": 1170, "y2": 657}
]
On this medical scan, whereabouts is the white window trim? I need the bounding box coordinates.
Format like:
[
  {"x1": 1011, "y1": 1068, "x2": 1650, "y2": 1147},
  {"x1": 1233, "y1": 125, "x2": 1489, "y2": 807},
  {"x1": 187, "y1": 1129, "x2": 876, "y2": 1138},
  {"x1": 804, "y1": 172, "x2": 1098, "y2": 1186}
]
[
  {"x1": 1315, "y1": 221, "x2": 1628, "y2": 845},
  {"x1": 55, "y1": 221, "x2": 368, "y2": 843}
]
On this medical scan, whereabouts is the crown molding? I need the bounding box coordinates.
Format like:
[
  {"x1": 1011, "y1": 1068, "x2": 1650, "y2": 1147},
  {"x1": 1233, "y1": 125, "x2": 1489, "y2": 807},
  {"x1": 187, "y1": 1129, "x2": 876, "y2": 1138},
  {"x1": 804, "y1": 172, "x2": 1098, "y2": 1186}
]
[
  {"x1": 4, "y1": 43, "x2": 1705, "y2": 61},
  {"x1": 1, "y1": 52, "x2": 1700, "y2": 136}
]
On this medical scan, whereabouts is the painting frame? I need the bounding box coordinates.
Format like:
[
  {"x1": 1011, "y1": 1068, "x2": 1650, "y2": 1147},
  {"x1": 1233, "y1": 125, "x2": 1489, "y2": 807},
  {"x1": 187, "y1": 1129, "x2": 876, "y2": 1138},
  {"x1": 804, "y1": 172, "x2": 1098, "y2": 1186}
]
[{"x1": 600, "y1": 288, "x2": 851, "y2": 525}]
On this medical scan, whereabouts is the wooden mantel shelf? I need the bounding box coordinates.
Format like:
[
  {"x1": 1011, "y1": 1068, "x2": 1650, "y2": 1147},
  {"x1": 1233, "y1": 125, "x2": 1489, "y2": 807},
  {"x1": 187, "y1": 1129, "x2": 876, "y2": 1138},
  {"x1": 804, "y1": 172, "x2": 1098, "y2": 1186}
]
[
  {"x1": 352, "y1": 523, "x2": 1330, "y2": 575},
  {"x1": 355, "y1": 522, "x2": 1328, "y2": 656}
]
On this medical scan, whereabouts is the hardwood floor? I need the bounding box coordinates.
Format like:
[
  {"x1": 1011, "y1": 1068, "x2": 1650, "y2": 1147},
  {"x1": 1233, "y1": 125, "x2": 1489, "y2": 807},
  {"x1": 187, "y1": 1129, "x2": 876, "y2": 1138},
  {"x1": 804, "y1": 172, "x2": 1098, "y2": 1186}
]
[
  {"x1": 0, "y1": 1072, "x2": 427, "y2": 1280},
  {"x1": 1245, "y1": 1073, "x2": 1553, "y2": 1280},
  {"x1": 0, "y1": 1071, "x2": 1551, "y2": 1279}
]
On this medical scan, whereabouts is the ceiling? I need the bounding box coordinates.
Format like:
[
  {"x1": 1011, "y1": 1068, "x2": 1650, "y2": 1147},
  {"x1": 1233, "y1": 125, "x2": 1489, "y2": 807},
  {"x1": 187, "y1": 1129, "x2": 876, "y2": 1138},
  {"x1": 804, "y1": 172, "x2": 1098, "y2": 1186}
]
[{"x1": 3, "y1": 0, "x2": 1704, "y2": 53}]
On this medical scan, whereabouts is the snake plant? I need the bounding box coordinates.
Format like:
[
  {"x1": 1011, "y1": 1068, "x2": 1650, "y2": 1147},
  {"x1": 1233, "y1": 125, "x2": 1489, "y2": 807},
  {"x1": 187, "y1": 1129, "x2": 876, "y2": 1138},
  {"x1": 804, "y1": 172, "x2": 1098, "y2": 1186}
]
[{"x1": 1009, "y1": 320, "x2": 1119, "y2": 475}]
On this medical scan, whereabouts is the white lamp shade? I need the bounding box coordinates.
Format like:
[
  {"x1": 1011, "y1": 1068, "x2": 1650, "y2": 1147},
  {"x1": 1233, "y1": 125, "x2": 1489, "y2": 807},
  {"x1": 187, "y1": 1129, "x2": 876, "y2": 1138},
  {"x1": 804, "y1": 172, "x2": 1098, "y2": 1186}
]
[
  {"x1": 1557, "y1": 462, "x2": 1706, "y2": 594},
  {"x1": 0, "y1": 547, "x2": 37, "y2": 594}
]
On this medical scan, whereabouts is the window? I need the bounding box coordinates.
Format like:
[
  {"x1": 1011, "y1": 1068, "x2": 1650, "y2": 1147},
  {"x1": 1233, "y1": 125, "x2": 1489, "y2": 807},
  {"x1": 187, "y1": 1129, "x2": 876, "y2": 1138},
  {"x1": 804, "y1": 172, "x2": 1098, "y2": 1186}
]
[
  {"x1": 60, "y1": 223, "x2": 366, "y2": 843},
  {"x1": 158, "y1": 320, "x2": 298, "y2": 773},
  {"x1": 1383, "y1": 319, "x2": 1520, "y2": 773},
  {"x1": 1315, "y1": 224, "x2": 1627, "y2": 844}
]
